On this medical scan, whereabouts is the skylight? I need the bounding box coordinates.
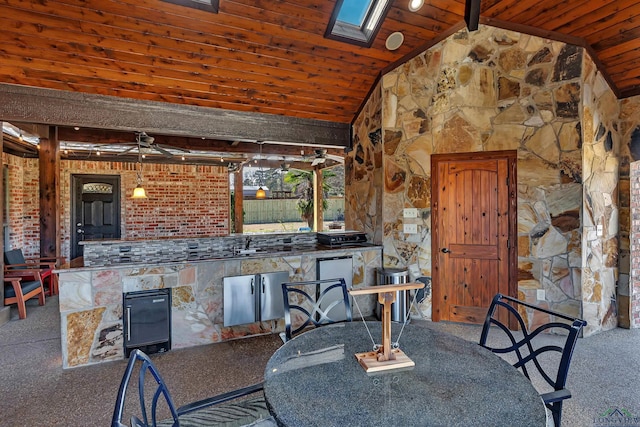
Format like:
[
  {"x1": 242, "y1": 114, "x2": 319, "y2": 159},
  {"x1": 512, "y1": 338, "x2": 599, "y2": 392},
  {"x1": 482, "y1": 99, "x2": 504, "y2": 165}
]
[
  {"x1": 325, "y1": 0, "x2": 392, "y2": 47},
  {"x1": 161, "y1": 0, "x2": 218, "y2": 13}
]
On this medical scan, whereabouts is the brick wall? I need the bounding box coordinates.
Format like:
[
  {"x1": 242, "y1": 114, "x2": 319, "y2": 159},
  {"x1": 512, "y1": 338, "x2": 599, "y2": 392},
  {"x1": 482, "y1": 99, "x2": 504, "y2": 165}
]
[
  {"x1": 630, "y1": 161, "x2": 640, "y2": 328},
  {"x1": 122, "y1": 163, "x2": 230, "y2": 239},
  {"x1": 2, "y1": 153, "x2": 40, "y2": 259},
  {"x1": 1, "y1": 155, "x2": 231, "y2": 261}
]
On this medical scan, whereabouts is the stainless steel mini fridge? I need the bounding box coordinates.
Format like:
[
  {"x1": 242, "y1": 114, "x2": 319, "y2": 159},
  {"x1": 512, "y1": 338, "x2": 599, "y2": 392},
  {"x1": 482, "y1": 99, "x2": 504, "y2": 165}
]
[{"x1": 317, "y1": 256, "x2": 353, "y2": 321}]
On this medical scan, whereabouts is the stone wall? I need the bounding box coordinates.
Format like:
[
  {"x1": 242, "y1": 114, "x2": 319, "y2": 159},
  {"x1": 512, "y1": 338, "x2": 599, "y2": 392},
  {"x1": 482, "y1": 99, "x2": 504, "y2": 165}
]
[
  {"x1": 346, "y1": 81, "x2": 384, "y2": 244},
  {"x1": 347, "y1": 24, "x2": 628, "y2": 334},
  {"x1": 580, "y1": 55, "x2": 621, "y2": 335},
  {"x1": 58, "y1": 247, "x2": 381, "y2": 367}
]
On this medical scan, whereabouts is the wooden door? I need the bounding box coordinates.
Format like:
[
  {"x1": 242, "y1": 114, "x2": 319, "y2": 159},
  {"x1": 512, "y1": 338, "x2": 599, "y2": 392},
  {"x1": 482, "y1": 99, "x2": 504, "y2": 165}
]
[
  {"x1": 71, "y1": 175, "x2": 121, "y2": 259},
  {"x1": 431, "y1": 151, "x2": 516, "y2": 324}
]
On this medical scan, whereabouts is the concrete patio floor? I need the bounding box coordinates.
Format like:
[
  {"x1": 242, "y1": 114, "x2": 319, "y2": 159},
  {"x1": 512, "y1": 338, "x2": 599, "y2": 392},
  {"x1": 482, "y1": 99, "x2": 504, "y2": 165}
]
[{"x1": 1, "y1": 296, "x2": 638, "y2": 426}]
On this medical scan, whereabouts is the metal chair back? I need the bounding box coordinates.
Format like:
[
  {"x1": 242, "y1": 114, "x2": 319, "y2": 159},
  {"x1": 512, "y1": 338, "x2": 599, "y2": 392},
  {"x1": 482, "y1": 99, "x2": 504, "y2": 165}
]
[
  {"x1": 281, "y1": 278, "x2": 352, "y2": 341},
  {"x1": 112, "y1": 349, "x2": 179, "y2": 427},
  {"x1": 479, "y1": 293, "x2": 586, "y2": 427}
]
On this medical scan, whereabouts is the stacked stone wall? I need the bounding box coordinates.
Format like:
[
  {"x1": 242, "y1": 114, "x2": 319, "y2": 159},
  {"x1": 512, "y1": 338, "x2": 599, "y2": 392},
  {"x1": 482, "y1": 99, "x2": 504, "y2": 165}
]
[
  {"x1": 377, "y1": 25, "x2": 587, "y2": 326},
  {"x1": 347, "y1": 81, "x2": 384, "y2": 244},
  {"x1": 580, "y1": 56, "x2": 621, "y2": 334}
]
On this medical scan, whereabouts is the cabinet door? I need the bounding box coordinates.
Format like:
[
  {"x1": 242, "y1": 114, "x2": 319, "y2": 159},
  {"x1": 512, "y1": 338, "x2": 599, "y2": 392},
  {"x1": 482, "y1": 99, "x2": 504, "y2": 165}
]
[
  {"x1": 223, "y1": 275, "x2": 257, "y2": 326},
  {"x1": 260, "y1": 271, "x2": 289, "y2": 321},
  {"x1": 317, "y1": 256, "x2": 353, "y2": 322}
]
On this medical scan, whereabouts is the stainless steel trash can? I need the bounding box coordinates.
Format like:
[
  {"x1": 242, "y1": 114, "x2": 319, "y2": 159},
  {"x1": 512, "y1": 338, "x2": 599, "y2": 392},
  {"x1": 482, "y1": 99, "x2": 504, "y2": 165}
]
[{"x1": 376, "y1": 267, "x2": 410, "y2": 323}]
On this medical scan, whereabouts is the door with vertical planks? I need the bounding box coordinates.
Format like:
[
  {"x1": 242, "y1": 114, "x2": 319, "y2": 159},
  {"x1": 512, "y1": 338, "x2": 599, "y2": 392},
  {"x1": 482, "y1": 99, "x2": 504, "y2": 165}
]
[{"x1": 431, "y1": 151, "x2": 516, "y2": 324}]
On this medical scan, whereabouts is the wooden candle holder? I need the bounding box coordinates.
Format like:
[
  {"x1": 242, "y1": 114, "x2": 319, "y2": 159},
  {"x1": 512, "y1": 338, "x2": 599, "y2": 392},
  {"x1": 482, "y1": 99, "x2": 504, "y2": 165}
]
[{"x1": 349, "y1": 282, "x2": 425, "y2": 373}]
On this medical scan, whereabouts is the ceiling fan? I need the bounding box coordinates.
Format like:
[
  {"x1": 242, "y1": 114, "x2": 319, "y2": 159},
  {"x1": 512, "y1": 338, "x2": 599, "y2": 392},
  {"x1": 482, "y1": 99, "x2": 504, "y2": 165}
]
[
  {"x1": 118, "y1": 132, "x2": 190, "y2": 158},
  {"x1": 303, "y1": 149, "x2": 344, "y2": 166}
]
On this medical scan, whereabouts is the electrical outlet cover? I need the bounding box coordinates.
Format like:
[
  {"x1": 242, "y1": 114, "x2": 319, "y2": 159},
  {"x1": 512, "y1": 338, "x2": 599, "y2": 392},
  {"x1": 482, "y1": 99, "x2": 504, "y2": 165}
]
[
  {"x1": 403, "y1": 208, "x2": 418, "y2": 218},
  {"x1": 537, "y1": 289, "x2": 545, "y2": 300},
  {"x1": 403, "y1": 223, "x2": 418, "y2": 234}
]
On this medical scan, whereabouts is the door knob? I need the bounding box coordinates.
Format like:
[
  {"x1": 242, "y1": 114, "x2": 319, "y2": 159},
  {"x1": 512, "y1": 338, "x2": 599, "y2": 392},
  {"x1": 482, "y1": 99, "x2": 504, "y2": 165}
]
[{"x1": 441, "y1": 248, "x2": 450, "y2": 253}]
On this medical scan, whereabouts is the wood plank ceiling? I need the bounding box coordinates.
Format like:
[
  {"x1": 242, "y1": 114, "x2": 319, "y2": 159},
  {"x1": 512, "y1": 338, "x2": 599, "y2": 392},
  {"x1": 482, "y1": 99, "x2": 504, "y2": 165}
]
[{"x1": 0, "y1": 0, "x2": 639, "y2": 158}]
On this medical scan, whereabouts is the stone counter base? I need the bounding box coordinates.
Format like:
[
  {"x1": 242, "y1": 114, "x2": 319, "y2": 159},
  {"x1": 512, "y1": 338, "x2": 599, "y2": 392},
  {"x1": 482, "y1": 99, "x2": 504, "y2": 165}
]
[{"x1": 59, "y1": 248, "x2": 381, "y2": 368}]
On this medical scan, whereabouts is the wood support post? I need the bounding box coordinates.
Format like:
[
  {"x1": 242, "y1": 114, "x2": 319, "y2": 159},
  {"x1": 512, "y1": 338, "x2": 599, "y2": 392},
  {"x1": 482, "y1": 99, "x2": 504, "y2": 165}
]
[
  {"x1": 233, "y1": 167, "x2": 244, "y2": 233},
  {"x1": 38, "y1": 127, "x2": 60, "y2": 258},
  {"x1": 313, "y1": 167, "x2": 323, "y2": 232}
]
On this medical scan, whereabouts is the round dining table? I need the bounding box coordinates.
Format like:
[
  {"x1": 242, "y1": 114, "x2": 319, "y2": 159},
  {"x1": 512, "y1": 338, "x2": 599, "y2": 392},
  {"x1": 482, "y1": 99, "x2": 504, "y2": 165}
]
[{"x1": 263, "y1": 321, "x2": 547, "y2": 426}]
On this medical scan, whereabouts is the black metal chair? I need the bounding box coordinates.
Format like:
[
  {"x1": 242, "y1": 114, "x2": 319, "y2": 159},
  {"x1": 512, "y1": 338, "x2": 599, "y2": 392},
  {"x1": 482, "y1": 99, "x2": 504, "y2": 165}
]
[
  {"x1": 112, "y1": 349, "x2": 272, "y2": 427},
  {"x1": 479, "y1": 293, "x2": 587, "y2": 427},
  {"x1": 281, "y1": 278, "x2": 352, "y2": 342}
]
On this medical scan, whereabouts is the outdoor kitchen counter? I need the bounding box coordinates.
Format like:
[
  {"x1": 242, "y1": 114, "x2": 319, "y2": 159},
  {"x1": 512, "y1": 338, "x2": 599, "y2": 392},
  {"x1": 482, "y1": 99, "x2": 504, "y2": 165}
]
[
  {"x1": 57, "y1": 243, "x2": 380, "y2": 272},
  {"x1": 55, "y1": 240, "x2": 382, "y2": 369},
  {"x1": 72, "y1": 231, "x2": 372, "y2": 269}
]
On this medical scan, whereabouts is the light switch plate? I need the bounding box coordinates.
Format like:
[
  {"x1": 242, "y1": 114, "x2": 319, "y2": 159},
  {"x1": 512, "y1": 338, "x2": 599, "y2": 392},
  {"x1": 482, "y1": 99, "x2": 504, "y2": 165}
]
[
  {"x1": 403, "y1": 208, "x2": 418, "y2": 218},
  {"x1": 403, "y1": 223, "x2": 418, "y2": 234},
  {"x1": 537, "y1": 289, "x2": 545, "y2": 300}
]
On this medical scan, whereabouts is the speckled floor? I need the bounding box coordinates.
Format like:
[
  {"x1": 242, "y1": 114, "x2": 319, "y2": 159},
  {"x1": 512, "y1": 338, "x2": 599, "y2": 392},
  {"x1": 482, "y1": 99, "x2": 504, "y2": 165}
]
[{"x1": 1, "y1": 297, "x2": 638, "y2": 427}]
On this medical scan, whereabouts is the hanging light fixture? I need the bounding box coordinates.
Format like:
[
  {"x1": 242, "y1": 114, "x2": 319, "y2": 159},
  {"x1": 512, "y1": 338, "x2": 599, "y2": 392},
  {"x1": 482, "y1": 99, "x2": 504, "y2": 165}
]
[
  {"x1": 131, "y1": 146, "x2": 148, "y2": 199},
  {"x1": 255, "y1": 142, "x2": 266, "y2": 199}
]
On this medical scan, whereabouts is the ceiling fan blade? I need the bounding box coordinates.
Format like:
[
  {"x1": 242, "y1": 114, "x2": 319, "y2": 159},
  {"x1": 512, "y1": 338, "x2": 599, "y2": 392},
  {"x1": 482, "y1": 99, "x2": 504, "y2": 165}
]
[
  {"x1": 311, "y1": 157, "x2": 326, "y2": 166},
  {"x1": 153, "y1": 145, "x2": 174, "y2": 157},
  {"x1": 117, "y1": 146, "x2": 138, "y2": 155},
  {"x1": 156, "y1": 143, "x2": 190, "y2": 153}
]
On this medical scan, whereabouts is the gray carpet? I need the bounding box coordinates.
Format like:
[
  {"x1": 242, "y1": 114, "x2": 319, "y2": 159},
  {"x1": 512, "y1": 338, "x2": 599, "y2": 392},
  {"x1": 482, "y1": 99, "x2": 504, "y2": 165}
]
[{"x1": 1, "y1": 297, "x2": 638, "y2": 426}]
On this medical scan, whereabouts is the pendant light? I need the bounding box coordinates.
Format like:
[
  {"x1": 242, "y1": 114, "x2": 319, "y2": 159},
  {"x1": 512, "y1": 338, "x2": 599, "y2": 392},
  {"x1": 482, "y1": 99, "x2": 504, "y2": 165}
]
[
  {"x1": 131, "y1": 146, "x2": 148, "y2": 199},
  {"x1": 255, "y1": 141, "x2": 266, "y2": 199}
]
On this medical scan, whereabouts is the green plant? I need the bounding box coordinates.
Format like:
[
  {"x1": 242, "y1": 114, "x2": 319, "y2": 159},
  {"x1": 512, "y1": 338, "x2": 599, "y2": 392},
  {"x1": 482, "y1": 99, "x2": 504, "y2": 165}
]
[{"x1": 283, "y1": 169, "x2": 334, "y2": 228}]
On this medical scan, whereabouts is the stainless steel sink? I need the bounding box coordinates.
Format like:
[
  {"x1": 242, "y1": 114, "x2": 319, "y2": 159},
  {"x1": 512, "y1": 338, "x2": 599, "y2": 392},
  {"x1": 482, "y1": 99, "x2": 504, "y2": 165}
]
[{"x1": 233, "y1": 248, "x2": 267, "y2": 256}]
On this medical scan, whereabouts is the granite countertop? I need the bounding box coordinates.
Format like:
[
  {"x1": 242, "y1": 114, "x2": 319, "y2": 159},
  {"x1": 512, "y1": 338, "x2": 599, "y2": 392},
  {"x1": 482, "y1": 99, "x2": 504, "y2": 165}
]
[
  {"x1": 264, "y1": 322, "x2": 546, "y2": 426},
  {"x1": 57, "y1": 243, "x2": 381, "y2": 272}
]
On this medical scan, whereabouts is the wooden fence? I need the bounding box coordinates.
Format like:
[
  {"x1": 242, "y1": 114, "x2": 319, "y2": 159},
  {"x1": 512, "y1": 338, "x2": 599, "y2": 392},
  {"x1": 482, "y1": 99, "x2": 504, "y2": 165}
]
[{"x1": 243, "y1": 198, "x2": 344, "y2": 224}]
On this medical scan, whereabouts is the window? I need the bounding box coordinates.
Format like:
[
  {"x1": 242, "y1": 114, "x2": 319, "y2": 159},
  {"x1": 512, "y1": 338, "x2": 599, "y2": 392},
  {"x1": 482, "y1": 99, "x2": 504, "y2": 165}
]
[
  {"x1": 82, "y1": 183, "x2": 114, "y2": 194},
  {"x1": 325, "y1": 0, "x2": 392, "y2": 47},
  {"x1": 161, "y1": 0, "x2": 218, "y2": 13}
]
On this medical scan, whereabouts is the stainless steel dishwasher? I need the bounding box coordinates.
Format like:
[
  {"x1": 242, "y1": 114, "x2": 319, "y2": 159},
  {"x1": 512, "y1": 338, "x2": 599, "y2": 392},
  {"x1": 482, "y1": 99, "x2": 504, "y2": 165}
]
[{"x1": 316, "y1": 256, "x2": 353, "y2": 321}]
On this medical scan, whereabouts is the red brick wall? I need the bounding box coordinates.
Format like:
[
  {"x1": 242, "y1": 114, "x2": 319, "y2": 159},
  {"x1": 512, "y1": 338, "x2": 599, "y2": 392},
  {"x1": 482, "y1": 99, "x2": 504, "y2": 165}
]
[
  {"x1": 630, "y1": 161, "x2": 640, "y2": 328},
  {"x1": 123, "y1": 163, "x2": 230, "y2": 239},
  {"x1": 57, "y1": 160, "x2": 230, "y2": 259},
  {"x1": 2, "y1": 155, "x2": 231, "y2": 261},
  {"x1": 2, "y1": 153, "x2": 40, "y2": 259}
]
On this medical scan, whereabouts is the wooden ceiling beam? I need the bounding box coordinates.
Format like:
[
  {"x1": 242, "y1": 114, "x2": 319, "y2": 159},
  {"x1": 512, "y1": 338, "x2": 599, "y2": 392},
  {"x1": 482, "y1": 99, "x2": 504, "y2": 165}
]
[{"x1": 0, "y1": 83, "x2": 351, "y2": 148}]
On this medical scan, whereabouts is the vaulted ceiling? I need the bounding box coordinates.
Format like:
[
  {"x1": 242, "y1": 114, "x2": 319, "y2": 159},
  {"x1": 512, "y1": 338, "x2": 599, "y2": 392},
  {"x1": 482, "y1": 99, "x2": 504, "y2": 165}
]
[{"x1": 0, "y1": 0, "x2": 639, "y2": 160}]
